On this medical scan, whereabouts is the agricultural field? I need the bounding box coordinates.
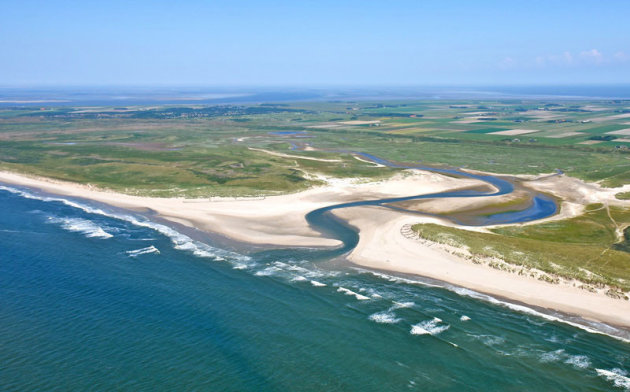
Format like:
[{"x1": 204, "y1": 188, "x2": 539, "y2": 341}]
[{"x1": 1, "y1": 99, "x2": 630, "y2": 196}]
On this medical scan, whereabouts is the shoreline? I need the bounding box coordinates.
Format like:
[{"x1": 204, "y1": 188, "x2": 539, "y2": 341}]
[
  {"x1": 334, "y1": 205, "x2": 630, "y2": 330},
  {"x1": 1, "y1": 169, "x2": 630, "y2": 331}
]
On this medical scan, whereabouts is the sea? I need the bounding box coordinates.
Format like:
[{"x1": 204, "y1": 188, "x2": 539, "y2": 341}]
[{"x1": 1, "y1": 183, "x2": 630, "y2": 391}]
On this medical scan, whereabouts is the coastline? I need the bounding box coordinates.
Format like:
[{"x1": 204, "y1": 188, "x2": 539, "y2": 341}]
[
  {"x1": 335, "y1": 206, "x2": 630, "y2": 329},
  {"x1": 1, "y1": 169, "x2": 630, "y2": 330}
]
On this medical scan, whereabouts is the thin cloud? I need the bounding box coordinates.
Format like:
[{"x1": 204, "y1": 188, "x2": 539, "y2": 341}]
[
  {"x1": 500, "y1": 48, "x2": 628, "y2": 69},
  {"x1": 613, "y1": 51, "x2": 629, "y2": 62},
  {"x1": 579, "y1": 49, "x2": 603, "y2": 64}
]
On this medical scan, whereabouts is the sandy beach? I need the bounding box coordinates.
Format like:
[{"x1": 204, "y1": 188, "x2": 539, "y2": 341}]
[
  {"x1": 335, "y1": 206, "x2": 630, "y2": 328},
  {"x1": 1, "y1": 169, "x2": 630, "y2": 328},
  {"x1": 0, "y1": 169, "x2": 483, "y2": 247}
]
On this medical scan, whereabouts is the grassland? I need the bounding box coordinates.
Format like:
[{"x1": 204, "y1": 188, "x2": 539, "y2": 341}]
[
  {"x1": 412, "y1": 203, "x2": 630, "y2": 292},
  {"x1": 1, "y1": 99, "x2": 630, "y2": 196}
]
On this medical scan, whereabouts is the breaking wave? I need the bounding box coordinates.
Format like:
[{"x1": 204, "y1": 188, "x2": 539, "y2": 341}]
[
  {"x1": 595, "y1": 368, "x2": 630, "y2": 390},
  {"x1": 126, "y1": 246, "x2": 160, "y2": 257},
  {"x1": 0, "y1": 185, "x2": 249, "y2": 265},
  {"x1": 411, "y1": 317, "x2": 450, "y2": 336},
  {"x1": 47, "y1": 216, "x2": 113, "y2": 239}
]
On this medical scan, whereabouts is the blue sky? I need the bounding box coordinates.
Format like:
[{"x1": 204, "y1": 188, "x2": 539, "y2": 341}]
[{"x1": 1, "y1": 0, "x2": 629, "y2": 86}]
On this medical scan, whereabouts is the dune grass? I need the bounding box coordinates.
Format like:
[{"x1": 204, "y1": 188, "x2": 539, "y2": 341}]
[{"x1": 412, "y1": 204, "x2": 630, "y2": 292}]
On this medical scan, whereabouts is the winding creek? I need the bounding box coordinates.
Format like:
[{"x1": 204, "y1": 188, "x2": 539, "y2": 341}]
[{"x1": 304, "y1": 151, "x2": 558, "y2": 257}]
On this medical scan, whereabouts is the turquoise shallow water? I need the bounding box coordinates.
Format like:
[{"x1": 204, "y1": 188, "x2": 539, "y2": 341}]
[{"x1": 1, "y1": 184, "x2": 630, "y2": 391}]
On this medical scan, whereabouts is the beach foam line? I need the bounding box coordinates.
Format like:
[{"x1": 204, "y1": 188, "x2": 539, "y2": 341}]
[
  {"x1": 451, "y1": 286, "x2": 630, "y2": 344},
  {"x1": 0, "y1": 184, "x2": 250, "y2": 264},
  {"x1": 354, "y1": 267, "x2": 630, "y2": 344},
  {"x1": 126, "y1": 245, "x2": 160, "y2": 257}
]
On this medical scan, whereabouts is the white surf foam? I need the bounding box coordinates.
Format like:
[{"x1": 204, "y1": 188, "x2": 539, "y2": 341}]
[
  {"x1": 126, "y1": 246, "x2": 160, "y2": 257},
  {"x1": 538, "y1": 349, "x2": 592, "y2": 370},
  {"x1": 410, "y1": 317, "x2": 450, "y2": 336},
  {"x1": 47, "y1": 216, "x2": 113, "y2": 239},
  {"x1": 337, "y1": 287, "x2": 370, "y2": 300},
  {"x1": 564, "y1": 355, "x2": 590, "y2": 369},
  {"x1": 369, "y1": 311, "x2": 401, "y2": 324},
  {"x1": 0, "y1": 185, "x2": 250, "y2": 264},
  {"x1": 460, "y1": 315, "x2": 471, "y2": 321},
  {"x1": 355, "y1": 268, "x2": 442, "y2": 288},
  {"x1": 391, "y1": 301, "x2": 415, "y2": 310},
  {"x1": 539, "y1": 349, "x2": 564, "y2": 363},
  {"x1": 354, "y1": 266, "x2": 630, "y2": 343},
  {"x1": 451, "y1": 287, "x2": 630, "y2": 344},
  {"x1": 310, "y1": 280, "x2": 326, "y2": 287},
  {"x1": 254, "y1": 266, "x2": 282, "y2": 277},
  {"x1": 595, "y1": 368, "x2": 630, "y2": 390},
  {"x1": 478, "y1": 335, "x2": 505, "y2": 347}
]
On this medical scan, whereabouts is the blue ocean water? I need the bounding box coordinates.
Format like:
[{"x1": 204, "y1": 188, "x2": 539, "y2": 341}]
[{"x1": 1, "y1": 184, "x2": 630, "y2": 391}]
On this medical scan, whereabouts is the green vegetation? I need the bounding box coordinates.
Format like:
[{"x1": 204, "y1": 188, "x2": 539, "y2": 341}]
[
  {"x1": 616, "y1": 192, "x2": 630, "y2": 200},
  {"x1": 412, "y1": 203, "x2": 630, "y2": 293},
  {"x1": 2, "y1": 99, "x2": 630, "y2": 195}
]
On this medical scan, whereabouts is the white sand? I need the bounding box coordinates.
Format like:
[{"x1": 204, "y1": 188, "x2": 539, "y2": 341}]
[
  {"x1": 0, "y1": 170, "x2": 480, "y2": 247},
  {"x1": 490, "y1": 129, "x2": 540, "y2": 136},
  {"x1": 338, "y1": 120, "x2": 381, "y2": 125}
]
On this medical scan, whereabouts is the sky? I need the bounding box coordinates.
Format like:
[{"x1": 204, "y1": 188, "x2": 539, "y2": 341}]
[{"x1": 1, "y1": 0, "x2": 629, "y2": 87}]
